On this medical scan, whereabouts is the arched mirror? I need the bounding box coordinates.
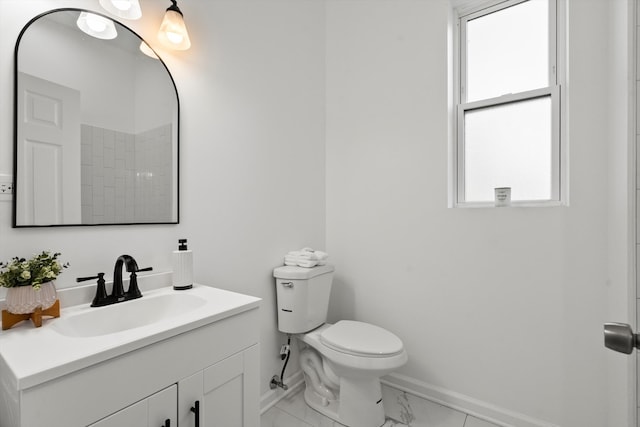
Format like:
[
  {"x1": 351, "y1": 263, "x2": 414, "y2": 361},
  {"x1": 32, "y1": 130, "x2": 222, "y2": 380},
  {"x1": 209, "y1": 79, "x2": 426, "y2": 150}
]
[{"x1": 13, "y1": 8, "x2": 179, "y2": 227}]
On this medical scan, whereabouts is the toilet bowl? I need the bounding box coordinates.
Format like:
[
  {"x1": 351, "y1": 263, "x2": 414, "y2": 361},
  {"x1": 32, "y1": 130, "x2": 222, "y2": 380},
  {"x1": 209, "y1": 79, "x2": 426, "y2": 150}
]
[
  {"x1": 273, "y1": 265, "x2": 408, "y2": 427},
  {"x1": 303, "y1": 321, "x2": 407, "y2": 378},
  {"x1": 299, "y1": 321, "x2": 408, "y2": 427}
]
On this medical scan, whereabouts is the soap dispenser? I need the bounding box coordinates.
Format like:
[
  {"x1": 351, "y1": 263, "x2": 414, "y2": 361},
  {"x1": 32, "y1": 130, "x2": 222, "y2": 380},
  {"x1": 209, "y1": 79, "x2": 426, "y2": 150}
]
[{"x1": 173, "y1": 239, "x2": 193, "y2": 290}]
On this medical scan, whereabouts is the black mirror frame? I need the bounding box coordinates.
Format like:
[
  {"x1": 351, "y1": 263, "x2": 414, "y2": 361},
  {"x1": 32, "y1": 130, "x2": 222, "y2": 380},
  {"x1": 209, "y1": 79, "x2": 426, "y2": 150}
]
[{"x1": 12, "y1": 8, "x2": 180, "y2": 228}]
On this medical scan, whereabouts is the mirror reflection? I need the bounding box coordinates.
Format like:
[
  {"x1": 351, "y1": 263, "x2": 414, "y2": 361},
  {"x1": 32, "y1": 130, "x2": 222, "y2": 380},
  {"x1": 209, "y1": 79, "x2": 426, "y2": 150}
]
[{"x1": 14, "y1": 9, "x2": 179, "y2": 227}]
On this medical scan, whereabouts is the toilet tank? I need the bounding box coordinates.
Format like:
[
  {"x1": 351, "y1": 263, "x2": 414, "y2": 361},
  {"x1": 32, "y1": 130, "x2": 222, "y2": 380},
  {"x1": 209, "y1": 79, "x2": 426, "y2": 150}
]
[{"x1": 273, "y1": 264, "x2": 334, "y2": 334}]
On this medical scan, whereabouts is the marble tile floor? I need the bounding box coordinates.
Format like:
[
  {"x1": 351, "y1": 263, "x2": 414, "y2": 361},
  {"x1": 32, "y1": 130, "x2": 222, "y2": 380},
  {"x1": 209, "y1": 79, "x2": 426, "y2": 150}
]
[
  {"x1": 260, "y1": 388, "x2": 408, "y2": 427},
  {"x1": 261, "y1": 387, "x2": 502, "y2": 427}
]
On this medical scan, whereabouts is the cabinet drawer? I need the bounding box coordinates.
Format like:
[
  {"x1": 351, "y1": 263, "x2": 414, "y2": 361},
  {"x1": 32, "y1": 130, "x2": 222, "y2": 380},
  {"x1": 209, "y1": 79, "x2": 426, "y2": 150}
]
[{"x1": 89, "y1": 384, "x2": 176, "y2": 427}]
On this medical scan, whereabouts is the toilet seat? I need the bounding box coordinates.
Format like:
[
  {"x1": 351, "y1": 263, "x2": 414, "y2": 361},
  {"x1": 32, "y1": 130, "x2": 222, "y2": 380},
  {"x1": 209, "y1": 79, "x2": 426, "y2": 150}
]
[{"x1": 320, "y1": 320, "x2": 404, "y2": 357}]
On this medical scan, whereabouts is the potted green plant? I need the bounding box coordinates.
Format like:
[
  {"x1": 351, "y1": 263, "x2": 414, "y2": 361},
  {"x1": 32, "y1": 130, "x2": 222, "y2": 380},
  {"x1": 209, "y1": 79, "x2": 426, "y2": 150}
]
[{"x1": 0, "y1": 251, "x2": 68, "y2": 314}]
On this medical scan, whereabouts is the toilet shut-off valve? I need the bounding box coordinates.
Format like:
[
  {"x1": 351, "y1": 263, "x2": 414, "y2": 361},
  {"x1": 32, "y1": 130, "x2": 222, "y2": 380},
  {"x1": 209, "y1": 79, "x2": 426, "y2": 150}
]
[
  {"x1": 270, "y1": 375, "x2": 288, "y2": 390},
  {"x1": 270, "y1": 336, "x2": 292, "y2": 390}
]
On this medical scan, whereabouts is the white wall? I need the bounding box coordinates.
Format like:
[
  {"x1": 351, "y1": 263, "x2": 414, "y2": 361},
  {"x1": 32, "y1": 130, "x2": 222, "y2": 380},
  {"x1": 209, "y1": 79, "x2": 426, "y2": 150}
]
[
  {"x1": 0, "y1": 0, "x2": 326, "y2": 399},
  {"x1": 325, "y1": 0, "x2": 627, "y2": 426},
  {"x1": 1, "y1": 0, "x2": 633, "y2": 424},
  {"x1": 173, "y1": 0, "x2": 326, "y2": 398}
]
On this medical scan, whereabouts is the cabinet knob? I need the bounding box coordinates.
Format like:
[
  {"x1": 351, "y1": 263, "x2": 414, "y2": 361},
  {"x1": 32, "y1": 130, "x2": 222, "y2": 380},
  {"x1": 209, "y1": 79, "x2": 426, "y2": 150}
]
[{"x1": 161, "y1": 419, "x2": 170, "y2": 427}]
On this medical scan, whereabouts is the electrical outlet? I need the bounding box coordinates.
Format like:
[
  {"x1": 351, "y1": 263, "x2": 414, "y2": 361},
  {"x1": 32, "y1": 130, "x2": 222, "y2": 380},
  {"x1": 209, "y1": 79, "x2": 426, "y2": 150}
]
[
  {"x1": 0, "y1": 174, "x2": 13, "y2": 198},
  {"x1": 0, "y1": 183, "x2": 12, "y2": 195}
]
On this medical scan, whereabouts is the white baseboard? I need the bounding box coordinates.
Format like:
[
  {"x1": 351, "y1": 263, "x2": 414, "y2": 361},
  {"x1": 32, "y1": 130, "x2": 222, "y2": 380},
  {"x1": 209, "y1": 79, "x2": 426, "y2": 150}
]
[
  {"x1": 382, "y1": 373, "x2": 560, "y2": 427},
  {"x1": 260, "y1": 370, "x2": 305, "y2": 414},
  {"x1": 261, "y1": 369, "x2": 558, "y2": 427}
]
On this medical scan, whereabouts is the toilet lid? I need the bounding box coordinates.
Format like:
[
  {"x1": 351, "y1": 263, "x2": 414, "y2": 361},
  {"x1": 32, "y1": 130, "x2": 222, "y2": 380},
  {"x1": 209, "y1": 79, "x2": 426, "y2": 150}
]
[{"x1": 320, "y1": 320, "x2": 404, "y2": 357}]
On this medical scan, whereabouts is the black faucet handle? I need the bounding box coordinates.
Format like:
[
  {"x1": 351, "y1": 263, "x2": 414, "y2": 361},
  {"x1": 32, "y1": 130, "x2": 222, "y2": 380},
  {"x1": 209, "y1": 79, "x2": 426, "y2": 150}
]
[
  {"x1": 78, "y1": 273, "x2": 112, "y2": 307},
  {"x1": 126, "y1": 271, "x2": 144, "y2": 300},
  {"x1": 77, "y1": 272, "x2": 105, "y2": 282},
  {"x1": 124, "y1": 266, "x2": 150, "y2": 300}
]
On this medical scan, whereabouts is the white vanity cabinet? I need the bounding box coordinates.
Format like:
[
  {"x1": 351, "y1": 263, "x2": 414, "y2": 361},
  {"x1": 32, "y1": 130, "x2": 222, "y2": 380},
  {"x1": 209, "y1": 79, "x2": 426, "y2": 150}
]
[
  {"x1": 89, "y1": 384, "x2": 177, "y2": 427},
  {"x1": 0, "y1": 284, "x2": 261, "y2": 427},
  {"x1": 86, "y1": 345, "x2": 260, "y2": 427},
  {"x1": 178, "y1": 345, "x2": 260, "y2": 427}
]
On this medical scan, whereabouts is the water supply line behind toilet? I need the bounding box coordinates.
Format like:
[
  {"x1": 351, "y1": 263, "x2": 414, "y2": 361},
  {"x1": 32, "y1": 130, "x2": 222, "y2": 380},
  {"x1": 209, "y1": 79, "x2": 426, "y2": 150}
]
[{"x1": 270, "y1": 335, "x2": 291, "y2": 390}]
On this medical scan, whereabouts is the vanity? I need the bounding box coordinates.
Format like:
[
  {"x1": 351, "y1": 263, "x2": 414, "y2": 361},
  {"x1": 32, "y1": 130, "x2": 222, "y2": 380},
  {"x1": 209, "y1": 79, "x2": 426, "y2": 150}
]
[{"x1": 0, "y1": 281, "x2": 261, "y2": 427}]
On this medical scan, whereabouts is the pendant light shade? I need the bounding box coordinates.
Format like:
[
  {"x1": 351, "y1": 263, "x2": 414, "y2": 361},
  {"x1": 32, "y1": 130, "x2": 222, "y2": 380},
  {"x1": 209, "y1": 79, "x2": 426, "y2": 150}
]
[
  {"x1": 77, "y1": 12, "x2": 118, "y2": 40},
  {"x1": 158, "y1": 0, "x2": 191, "y2": 50},
  {"x1": 99, "y1": 0, "x2": 142, "y2": 20},
  {"x1": 139, "y1": 41, "x2": 159, "y2": 59}
]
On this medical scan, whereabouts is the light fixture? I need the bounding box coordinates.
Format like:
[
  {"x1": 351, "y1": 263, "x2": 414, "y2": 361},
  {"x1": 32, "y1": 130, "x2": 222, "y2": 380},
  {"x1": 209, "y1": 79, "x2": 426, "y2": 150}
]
[
  {"x1": 157, "y1": 0, "x2": 191, "y2": 50},
  {"x1": 139, "y1": 41, "x2": 159, "y2": 59},
  {"x1": 76, "y1": 12, "x2": 118, "y2": 40},
  {"x1": 99, "y1": 0, "x2": 142, "y2": 20}
]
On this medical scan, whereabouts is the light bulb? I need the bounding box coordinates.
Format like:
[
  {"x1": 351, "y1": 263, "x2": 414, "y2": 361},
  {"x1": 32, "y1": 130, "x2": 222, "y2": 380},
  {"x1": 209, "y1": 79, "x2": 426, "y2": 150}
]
[
  {"x1": 86, "y1": 14, "x2": 108, "y2": 33},
  {"x1": 99, "y1": 0, "x2": 142, "y2": 20},
  {"x1": 76, "y1": 12, "x2": 118, "y2": 40},
  {"x1": 111, "y1": 0, "x2": 132, "y2": 11},
  {"x1": 166, "y1": 32, "x2": 184, "y2": 44}
]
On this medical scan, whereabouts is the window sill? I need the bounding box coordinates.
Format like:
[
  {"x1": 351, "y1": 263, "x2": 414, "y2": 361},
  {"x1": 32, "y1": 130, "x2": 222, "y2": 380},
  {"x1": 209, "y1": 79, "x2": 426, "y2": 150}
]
[{"x1": 452, "y1": 200, "x2": 566, "y2": 209}]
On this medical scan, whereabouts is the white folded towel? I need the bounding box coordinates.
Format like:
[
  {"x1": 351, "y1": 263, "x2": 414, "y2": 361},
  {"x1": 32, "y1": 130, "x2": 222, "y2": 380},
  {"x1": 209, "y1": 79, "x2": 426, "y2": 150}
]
[
  {"x1": 285, "y1": 252, "x2": 317, "y2": 261},
  {"x1": 297, "y1": 259, "x2": 318, "y2": 268},
  {"x1": 314, "y1": 250, "x2": 328, "y2": 260},
  {"x1": 284, "y1": 256, "x2": 317, "y2": 267},
  {"x1": 283, "y1": 247, "x2": 329, "y2": 268}
]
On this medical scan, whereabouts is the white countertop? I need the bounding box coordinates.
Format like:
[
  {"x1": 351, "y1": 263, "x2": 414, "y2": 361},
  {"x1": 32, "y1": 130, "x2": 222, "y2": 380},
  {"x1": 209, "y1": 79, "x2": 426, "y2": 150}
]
[{"x1": 0, "y1": 283, "x2": 261, "y2": 391}]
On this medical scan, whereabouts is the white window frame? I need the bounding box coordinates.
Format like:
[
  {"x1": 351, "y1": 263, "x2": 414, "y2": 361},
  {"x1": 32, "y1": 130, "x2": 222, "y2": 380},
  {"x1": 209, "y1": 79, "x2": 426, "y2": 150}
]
[{"x1": 452, "y1": 0, "x2": 566, "y2": 207}]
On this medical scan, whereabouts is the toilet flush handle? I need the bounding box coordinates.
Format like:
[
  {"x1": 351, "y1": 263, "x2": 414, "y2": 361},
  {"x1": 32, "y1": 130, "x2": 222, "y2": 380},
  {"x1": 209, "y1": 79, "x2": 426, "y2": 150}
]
[{"x1": 281, "y1": 281, "x2": 294, "y2": 288}]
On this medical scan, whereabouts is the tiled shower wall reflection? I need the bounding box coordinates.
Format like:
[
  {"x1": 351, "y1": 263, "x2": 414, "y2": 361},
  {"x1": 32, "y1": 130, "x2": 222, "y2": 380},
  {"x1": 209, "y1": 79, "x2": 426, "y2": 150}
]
[{"x1": 80, "y1": 124, "x2": 173, "y2": 224}]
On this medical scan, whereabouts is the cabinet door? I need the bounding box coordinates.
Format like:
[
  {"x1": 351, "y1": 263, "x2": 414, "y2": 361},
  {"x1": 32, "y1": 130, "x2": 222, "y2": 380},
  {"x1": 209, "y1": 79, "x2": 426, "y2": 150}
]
[
  {"x1": 89, "y1": 384, "x2": 176, "y2": 427},
  {"x1": 148, "y1": 384, "x2": 177, "y2": 427},
  {"x1": 178, "y1": 370, "x2": 203, "y2": 427},
  {"x1": 178, "y1": 344, "x2": 259, "y2": 427}
]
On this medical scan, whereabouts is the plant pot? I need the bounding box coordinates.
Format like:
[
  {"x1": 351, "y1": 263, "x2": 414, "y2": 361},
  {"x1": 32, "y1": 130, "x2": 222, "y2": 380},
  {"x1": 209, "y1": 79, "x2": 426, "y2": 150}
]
[{"x1": 5, "y1": 281, "x2": 57, "y2": 314}]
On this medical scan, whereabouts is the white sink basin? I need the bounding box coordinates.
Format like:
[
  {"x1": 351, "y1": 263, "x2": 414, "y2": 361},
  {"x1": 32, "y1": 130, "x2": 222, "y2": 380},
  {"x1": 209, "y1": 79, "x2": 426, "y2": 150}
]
[{"x1": 52, "y1": 292, "x2": 207, "y2": 337}]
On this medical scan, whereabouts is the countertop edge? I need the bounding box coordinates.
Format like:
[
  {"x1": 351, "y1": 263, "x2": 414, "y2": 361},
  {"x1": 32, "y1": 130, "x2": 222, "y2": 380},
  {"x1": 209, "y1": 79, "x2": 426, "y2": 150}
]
[
  {"x1": 17, "y1": 301, "x2": 261, "y2": 390},
  {"x1": 1, "y1": 283, "x2": 261, "y2": 391}
]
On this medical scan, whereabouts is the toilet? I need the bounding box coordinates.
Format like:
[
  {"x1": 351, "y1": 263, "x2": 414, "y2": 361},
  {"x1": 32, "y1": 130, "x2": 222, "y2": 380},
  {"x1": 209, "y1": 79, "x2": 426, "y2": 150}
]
[{"x1": 273, "y1": 265, "x2": 407, "y2": 427}]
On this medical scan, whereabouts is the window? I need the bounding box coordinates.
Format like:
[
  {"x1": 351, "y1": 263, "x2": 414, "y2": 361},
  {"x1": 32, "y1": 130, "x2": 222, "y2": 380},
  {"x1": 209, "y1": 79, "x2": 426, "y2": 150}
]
[{"x1": 454, "y1": 0, "x2": 563, "y2": 206}]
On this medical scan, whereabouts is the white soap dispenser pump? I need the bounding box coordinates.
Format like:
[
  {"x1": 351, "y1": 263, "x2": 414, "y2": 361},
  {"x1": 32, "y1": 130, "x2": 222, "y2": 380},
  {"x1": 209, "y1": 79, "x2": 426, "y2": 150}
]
[{"x1": 173, "y1": 238, "x2": 193, "y2": 290}]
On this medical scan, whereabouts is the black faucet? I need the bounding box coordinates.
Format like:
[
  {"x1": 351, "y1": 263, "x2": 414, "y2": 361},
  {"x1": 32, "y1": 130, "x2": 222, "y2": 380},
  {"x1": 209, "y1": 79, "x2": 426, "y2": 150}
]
[
  {"x1": 77, "y1": 255, "x2": 152, "y2": 307},
  {"x1": 113, "y1": 254, "x2": 153, "y2": 302},
  {"x1": 113, "y1": 255, "x2": 137, "y2": 302}
]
